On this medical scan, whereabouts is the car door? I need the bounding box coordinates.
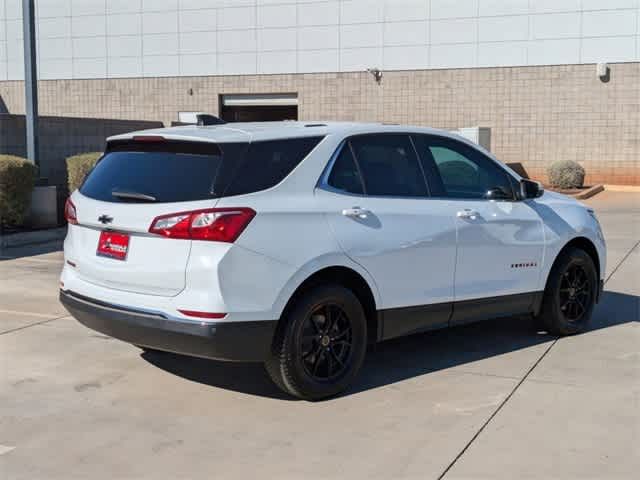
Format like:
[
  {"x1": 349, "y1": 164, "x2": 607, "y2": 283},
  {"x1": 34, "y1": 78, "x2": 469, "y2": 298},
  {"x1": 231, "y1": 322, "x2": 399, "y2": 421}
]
[
  {"x1": 316, "y1": 133, "x2": 457, "y2": 339},
  {"x1": 413, "y1": 134, "x2": 546, "y2": 325}
]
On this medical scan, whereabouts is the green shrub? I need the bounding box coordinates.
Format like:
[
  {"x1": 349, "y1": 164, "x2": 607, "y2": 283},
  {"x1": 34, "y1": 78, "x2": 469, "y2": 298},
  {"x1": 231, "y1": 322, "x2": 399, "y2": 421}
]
[
  {"x1": 547, "y1": 160, "x2": 586, "y2": 189},
  {"x1": 67, "y1": 152, "x2": 102, "y2": 193},
  {"x1": 0, "y1": 155, "x2": 37, "y2": 226}
]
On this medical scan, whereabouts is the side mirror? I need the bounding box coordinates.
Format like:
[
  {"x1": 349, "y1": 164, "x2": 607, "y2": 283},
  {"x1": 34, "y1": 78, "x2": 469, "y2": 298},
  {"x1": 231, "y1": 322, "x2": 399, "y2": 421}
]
[
  {"x1": 485, "y1": 187, "x2": 513, "y2": 200},
  {"x1": 521, "y1": 179, "x2": 544, "y2": 199}
]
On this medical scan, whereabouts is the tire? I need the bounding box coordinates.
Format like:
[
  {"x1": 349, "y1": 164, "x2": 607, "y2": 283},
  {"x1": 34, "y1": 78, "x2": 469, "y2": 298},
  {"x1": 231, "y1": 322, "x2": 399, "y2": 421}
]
[
  {"x1": 538, "y1": 247, "x2": 598, "y2": 335},
  {"x1": 265, "y1": 285, "x2": 368, "y2": 400}
]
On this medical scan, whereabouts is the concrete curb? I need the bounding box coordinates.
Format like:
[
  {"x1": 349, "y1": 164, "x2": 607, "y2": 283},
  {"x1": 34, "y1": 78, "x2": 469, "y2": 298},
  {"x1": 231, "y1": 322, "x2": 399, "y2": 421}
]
[
  {"x1": 546, "y1": 184, "x2": 605, "y2": 200},
  {"x1": 573, "y1": 184, "x2": 605, "y2": 200},
  {"x1": 0, "y1": 226, "x2": 67, "y2": 249}
]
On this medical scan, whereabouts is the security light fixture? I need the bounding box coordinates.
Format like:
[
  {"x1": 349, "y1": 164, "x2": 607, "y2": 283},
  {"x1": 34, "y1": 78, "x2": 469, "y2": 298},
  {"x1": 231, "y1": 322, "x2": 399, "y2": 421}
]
[
  {"x1": 367, "y1": 68, "x2": 383, "y2": 85},
  {"x1": 597, "y1": 63, "x2": 610, "y2": 83}
]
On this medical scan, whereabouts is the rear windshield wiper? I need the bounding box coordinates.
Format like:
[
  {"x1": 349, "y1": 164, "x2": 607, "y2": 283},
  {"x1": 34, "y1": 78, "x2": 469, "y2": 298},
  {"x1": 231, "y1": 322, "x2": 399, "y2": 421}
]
[{"x1": 111, "y1": 190, "x2": 157, "y2": 202}]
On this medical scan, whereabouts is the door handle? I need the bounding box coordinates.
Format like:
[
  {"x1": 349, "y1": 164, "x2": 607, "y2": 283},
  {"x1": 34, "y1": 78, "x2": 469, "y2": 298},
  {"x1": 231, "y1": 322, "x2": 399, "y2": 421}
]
[
  {"x1": 457, "y1": 209, "x2": 480, "y2": 220},
  {"x1": 342, "y1": 207, "x2": 370, "y2": 219}
]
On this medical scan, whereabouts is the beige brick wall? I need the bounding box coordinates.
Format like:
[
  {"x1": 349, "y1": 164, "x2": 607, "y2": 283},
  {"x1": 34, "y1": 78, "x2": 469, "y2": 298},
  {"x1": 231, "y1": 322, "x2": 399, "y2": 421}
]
[
  {"x1": 1, "y1": 62, "x2": 638, "y2": 185},
  {"x1": 0, "y1": 114, "x2": 162, "y2": 188}
]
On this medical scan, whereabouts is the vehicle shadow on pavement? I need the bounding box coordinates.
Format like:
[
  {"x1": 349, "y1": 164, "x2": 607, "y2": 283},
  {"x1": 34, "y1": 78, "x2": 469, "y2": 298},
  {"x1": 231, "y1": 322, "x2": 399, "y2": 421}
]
[
  {"x1": 0, "y1": 241, "x2": 63, "y2": 260},
  {"x1": 353, "y1": 290, "x2": 638, "y2": 396},
  {"x1": 142, "y1": 290, "x2": 638, "y2": 400},
  {"x1": 142, "y1": 350, "x2": 295, "y2": 400}
]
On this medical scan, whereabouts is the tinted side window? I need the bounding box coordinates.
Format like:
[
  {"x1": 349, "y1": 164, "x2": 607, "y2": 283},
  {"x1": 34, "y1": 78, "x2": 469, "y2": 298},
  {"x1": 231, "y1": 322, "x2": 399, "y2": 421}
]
[
  {"x1": 224, "y1": 136, "x2": 323, "y2": 196},
  {"x1": 350, "y1": 134, "x2": 428, "y2": 197},
  {"x1": 327, "y1": 145, "x2": 365, "y2": 195},
  {"x1": 414, "y1": 135, "x2": 514, "y2": 200}
]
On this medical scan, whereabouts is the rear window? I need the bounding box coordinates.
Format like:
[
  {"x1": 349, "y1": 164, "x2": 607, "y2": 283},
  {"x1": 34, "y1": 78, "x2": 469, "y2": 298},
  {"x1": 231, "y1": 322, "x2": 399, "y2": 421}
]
[{"x1": 80, "y1": 137, "x2": 323, "y2": 203}]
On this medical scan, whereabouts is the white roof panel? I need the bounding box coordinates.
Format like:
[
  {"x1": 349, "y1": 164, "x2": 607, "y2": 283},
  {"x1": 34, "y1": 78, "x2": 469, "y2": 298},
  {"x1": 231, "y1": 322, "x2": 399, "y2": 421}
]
[{"x1": 107, "y1": 121, "x2": 455, "y2": 144}]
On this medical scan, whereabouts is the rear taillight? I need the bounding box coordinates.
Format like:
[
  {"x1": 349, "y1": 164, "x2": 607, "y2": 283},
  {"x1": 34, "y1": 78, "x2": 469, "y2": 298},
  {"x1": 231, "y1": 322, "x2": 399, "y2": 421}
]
[
  {"x1": 65, "y1": 198, "x2": 78, "y2": 225},
  {"x1": 148, "y1": 208, "x2": 256, "y2": 243}
]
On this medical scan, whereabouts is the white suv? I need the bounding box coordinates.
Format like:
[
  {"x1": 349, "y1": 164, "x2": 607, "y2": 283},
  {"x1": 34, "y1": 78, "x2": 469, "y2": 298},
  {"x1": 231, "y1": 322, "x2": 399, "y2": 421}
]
[{"x1": 60, "y1": 122, "x2": 606, "y2": 400}]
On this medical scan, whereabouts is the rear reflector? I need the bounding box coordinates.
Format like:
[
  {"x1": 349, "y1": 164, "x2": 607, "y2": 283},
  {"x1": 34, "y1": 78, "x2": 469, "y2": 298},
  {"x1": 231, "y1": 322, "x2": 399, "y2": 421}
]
[
  {"x1": 65, "y1": 198, "x2": 78, "y2": 225},
  {"x1": 178, "y1": 310, "x2": 227, "y2": 319},
  {"x1": 149, "y1": 208, "x2": 255, "y2": 243}
]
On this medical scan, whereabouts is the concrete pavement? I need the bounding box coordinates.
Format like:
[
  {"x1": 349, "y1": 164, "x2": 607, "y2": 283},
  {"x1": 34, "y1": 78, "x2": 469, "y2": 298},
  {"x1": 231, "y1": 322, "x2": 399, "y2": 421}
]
[{"x1": 1, "y1": 191, "x2": 638, "y2": 479}]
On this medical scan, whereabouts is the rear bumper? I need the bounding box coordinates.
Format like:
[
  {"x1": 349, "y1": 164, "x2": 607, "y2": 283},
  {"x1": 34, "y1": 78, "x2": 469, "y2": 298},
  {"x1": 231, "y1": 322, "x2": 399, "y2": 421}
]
[{"x1": 60, "y1": 290, "x2": 277, "y2": 362}]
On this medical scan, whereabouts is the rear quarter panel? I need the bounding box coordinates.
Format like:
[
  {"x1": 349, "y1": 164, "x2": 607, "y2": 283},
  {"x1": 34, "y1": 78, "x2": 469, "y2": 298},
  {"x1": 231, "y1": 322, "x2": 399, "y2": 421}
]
[
  {"x1": 217, "y1": 191, "x2": 382, "y2": 321},
  {"x1": 214, "y1": 133, "x2": 382, "y2": 321}
]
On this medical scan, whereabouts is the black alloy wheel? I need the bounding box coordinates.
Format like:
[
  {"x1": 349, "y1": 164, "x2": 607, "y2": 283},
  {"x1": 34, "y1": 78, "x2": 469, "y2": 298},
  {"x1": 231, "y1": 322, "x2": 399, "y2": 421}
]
[
  {"x1": 558, "y1": 264, "x2": 593, "y2": 323},
  {"x1": 265, "y1": 285, "x2": 368, "y2": 400},
  {"x1": 539, "y1": 247, "x2": 598, "y2": 335},
  {"x1": 300, "y1": 303, "x2": 353, "y2": 381}
]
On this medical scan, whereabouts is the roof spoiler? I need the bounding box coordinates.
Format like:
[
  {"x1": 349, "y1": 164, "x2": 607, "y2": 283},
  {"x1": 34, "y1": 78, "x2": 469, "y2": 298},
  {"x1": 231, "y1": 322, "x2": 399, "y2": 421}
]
[{"x1": 197, "y1": 114, "x2": 226, "y2": 126}]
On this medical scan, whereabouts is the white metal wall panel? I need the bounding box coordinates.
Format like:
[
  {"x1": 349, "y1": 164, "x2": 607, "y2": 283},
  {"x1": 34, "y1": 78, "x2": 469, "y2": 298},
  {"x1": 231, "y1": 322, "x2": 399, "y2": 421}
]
[{"x1": 0, "y1": 0, "x2": 638, "y2": 81}]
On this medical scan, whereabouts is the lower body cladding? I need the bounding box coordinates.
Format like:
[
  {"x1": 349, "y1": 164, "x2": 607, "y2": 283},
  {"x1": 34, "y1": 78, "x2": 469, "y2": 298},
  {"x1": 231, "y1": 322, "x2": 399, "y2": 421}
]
[
  {"x1": 60, "y1": 290, "x2": 277, "y2": 362},
  {"x1": 61, "y1": 281, "x2": 605, "y2": 364}
]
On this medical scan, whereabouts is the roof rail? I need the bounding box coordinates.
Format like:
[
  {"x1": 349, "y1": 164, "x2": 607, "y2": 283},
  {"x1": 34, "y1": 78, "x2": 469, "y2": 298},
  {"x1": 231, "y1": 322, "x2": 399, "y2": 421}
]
[{"x1": 197, "y1": 114, "x2": 226, "y2": 126}]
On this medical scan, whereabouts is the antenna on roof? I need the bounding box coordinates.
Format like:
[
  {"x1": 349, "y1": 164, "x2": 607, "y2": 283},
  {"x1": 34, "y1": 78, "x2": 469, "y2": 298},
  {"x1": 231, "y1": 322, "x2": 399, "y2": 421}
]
[{"x1": 196, "y1": 114, "x2": 226, "y2": 126}]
